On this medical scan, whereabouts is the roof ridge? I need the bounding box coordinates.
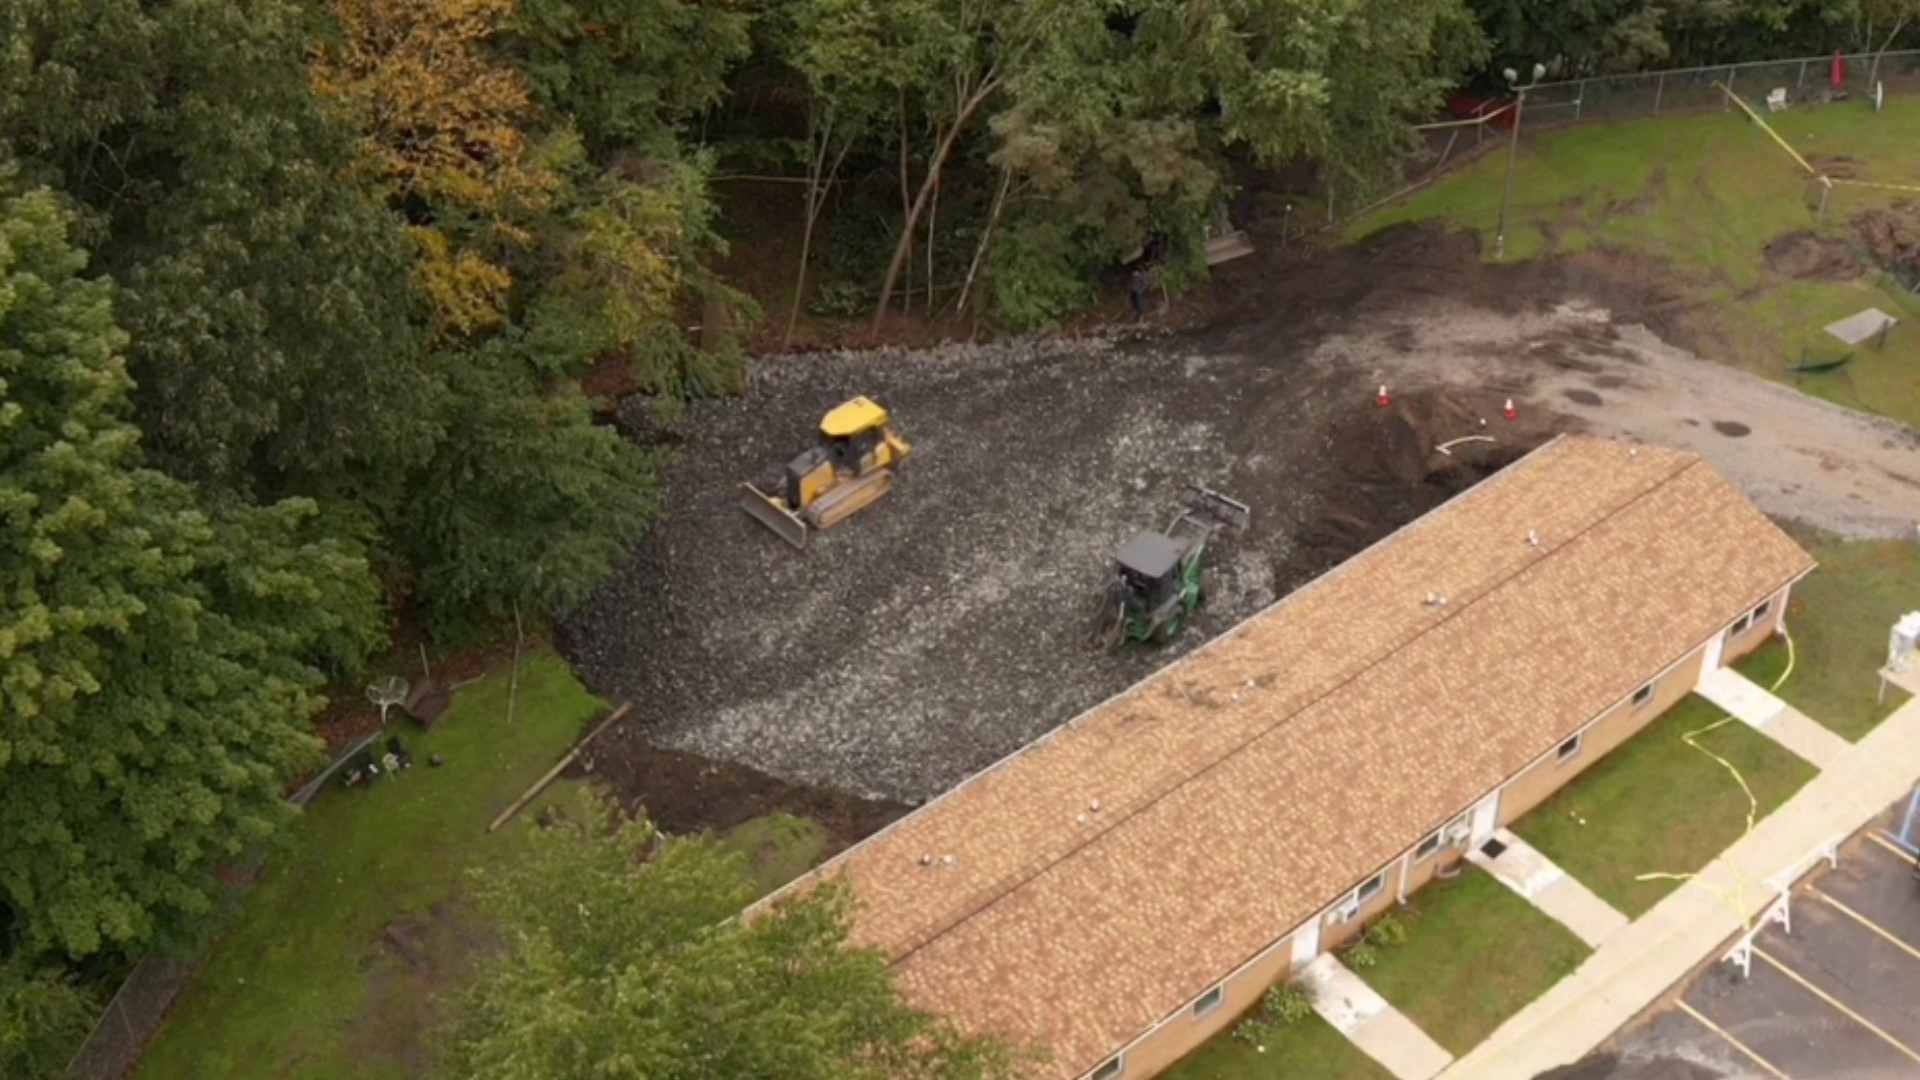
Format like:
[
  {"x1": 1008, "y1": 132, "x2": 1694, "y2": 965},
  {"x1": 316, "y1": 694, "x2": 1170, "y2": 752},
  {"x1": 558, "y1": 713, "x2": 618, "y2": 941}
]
[{"x1": 879, "y1": 442, "x2": 1700, "y2": 969}]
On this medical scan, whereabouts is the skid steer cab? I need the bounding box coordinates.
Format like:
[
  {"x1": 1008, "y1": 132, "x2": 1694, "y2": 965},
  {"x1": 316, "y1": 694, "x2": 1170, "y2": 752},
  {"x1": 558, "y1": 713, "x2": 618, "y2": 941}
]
[
  {"x1": 739, "y1": 396, "x2": 911, "y2": 549},
  {"x1": 1090, "y1": 486, "x2": 1251, "y2": 650}
]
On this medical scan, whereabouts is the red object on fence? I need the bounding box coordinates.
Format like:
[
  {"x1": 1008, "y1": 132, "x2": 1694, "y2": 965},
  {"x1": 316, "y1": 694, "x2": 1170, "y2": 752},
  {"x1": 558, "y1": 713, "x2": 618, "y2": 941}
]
[{"x1": 1832, "y1": 50, "x2": 1845, "y2": 91}]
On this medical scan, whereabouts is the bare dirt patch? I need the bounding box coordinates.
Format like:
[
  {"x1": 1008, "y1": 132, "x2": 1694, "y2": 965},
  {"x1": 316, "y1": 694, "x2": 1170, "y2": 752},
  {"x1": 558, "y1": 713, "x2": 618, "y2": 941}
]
[
  {"x1": 1807, "y1": 153, "x2": 1860, "y2": 180},
  {"x1": 565, "y1": 727, "x2": 906, "y2": 843},
  {"x1": 1762, "y1": 230, "x2": 1865, "y2": 281},
  {"x1": 352, "y1": 901, "x2": 492, "y2": 1078},
  {"x1": 1855, "y1": 204, "x2": 1920, "y2": 280}
]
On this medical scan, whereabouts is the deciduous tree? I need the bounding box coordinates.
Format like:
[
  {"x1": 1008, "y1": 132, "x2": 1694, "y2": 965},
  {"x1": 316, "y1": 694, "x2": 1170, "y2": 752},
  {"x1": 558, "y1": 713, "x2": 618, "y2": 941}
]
[
  {"x1": 509, "y1": 0, "x2": 752, "y2": 158},
  {"x1": 314, "y1": 0, "x2": 560, "y2": 334},
  {"x1": 0, "y1": 0, "x2": 438, "y2": 498},
  {"x1": 0, "y1": 187, "x2": 382, "y2": 960},
  {"x1": 446, "y1": 810, "x2": 1025, "y2": 1080},
  {"x1": 402, "y1": 334, "x2": 659, "y2": 634}
]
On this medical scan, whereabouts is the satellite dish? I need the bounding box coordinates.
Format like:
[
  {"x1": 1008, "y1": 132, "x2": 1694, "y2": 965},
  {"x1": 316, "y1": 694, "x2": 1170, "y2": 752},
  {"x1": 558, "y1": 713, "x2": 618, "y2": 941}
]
[{"x1": 366, "y1": 676, "x2": 410, "y2": 724}]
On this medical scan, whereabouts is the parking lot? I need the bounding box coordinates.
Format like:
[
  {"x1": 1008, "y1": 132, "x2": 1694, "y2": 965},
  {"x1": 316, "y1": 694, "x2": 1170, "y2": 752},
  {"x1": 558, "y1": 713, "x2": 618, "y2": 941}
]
[{"x1": 1560, "y1": 796, "x2": 1920, "y2": 1080}]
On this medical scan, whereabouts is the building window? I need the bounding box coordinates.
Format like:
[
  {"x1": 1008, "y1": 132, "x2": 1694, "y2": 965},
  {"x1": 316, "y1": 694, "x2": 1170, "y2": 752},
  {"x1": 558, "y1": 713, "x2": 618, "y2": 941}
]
[
  {"x1": 1193, "y1": 985, "x2": 1224, "y2": 1018},
  {"x1": 1632, "y1": 681, "x2": 1656, "y2": 708},
  {"x1": 1750, "y1": 598, "x2": 1772, "y2": 625},
  {"x1": 1730, "y1": 612, "x2": 1753, "y2": 636},
  {"x1": 1557, "y1": 733, "x2": 1583, "y2": 762},
  {"x1": 1091, "y1": 1055, "x2": 1124, "y2": 1080},
  {"x1": 1356, "y1": 870, "x2": 1387, "y2": 903},
  {"x1": 1414, "y1": 829, "x2": 1444, "y2": 862}
]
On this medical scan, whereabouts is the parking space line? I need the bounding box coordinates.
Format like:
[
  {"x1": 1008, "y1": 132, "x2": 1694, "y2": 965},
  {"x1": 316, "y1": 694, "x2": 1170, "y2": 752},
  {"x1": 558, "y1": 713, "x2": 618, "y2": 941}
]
[
  {"x1": 1866, "y1": 832, "x2": 1918, "y2": 863},
  {"x1": 1753, "y1": 947, "x2": 1920, "y2": 1065},
  {"x1": 1807, "y1": 885, "x2": 1920, "y2": 966},
  {"x1": 1675, "y1": 999, "x2": 1793, "y2": 1080}
]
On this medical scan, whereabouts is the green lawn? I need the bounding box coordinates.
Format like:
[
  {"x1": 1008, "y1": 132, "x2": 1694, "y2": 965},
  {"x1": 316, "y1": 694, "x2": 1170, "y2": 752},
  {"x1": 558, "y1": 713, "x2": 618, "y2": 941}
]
[
  {"x1": 1514, "y1": 694, "x2": 1817, "y2": 917},
  {"x1": 1361, "y1": 868, "x2": 1589, "y2": 1055},
  {"x1": 137, "y1": 652, "x2": 607, "y2": 1080},
  {"x1": 1162, "y1": 1011, "x2": 1392, "y2": 1080},
  {"x1": 136, "y1": 653, "x2": 841, "y2": 1080},
  {"x1": 1737, "y1": 532, "x2": 1920, "y2": 740},
  {"x1": 719, "y1": 812, "x2": 833, "y2": 897},
  {"x1": 1350, "y1": 100, "x2": 1920, "y2": 430}
]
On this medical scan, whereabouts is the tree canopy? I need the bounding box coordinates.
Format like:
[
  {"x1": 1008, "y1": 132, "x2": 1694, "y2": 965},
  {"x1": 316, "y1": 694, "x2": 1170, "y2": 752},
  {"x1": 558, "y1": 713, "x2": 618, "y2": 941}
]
[
  {"x1": 0, "y1": 186, "x2": 381, "y2": 960},
  {"x1": 447, "y1": 811, "x2": 1025, "y2": 1080}
]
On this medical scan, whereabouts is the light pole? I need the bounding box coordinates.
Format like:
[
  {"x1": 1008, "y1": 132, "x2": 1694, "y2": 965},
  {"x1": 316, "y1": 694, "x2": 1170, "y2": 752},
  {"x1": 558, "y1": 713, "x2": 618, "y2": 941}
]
[{"x1": 1494, "y1": 62, "x2": 1546, "y2": 261}]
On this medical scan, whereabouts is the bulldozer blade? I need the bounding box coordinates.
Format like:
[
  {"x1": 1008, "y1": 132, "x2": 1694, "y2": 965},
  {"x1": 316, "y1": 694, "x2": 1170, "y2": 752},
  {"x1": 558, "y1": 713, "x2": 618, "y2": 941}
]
[
  {"x1": 1183, "y1": 485, "x2": 1253, "y2": 536},
  {"x1": 739, "y1": 484, "x2": 809, "y2": 549}
]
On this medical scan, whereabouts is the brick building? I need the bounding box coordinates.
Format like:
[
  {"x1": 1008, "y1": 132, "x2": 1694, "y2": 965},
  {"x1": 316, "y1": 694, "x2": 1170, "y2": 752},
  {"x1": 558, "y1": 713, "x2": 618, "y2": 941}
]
[{"x1": 756, "y1": 436, "x2": 1816, "y2": 1080}]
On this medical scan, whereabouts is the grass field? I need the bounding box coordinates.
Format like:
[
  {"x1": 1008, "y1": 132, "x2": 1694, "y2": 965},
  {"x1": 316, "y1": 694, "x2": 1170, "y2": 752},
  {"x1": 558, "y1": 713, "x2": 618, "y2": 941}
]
[
  {"x1": 136, "y1": 653, "x2": 605, "y2": 1080},
  {"x1": 136, "y1": 652, "x2": 839, "y2": 1080},
  {"x1": 1162, "y1": 1011, "x2": 1393, "y2": 1080},
  {"x1": 1360, "y1": 868, "x2": 1589, "y2": 1054},
  {"x1": 1351, "y1": 99, "x2": 1920, "y2": 429},
  {"x1": 1514, "y1": 694, "x2": 1818, "y2": 916},
  {"x1": 1737, "y1": 532, "x2": 1920, "y2": 739}
]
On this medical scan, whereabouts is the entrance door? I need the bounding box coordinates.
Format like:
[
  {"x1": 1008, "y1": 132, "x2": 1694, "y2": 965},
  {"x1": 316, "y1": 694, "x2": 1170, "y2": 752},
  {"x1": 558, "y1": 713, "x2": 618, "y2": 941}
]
[
  {"x1": 1469, "y1": 790, "x2": 1501, "y2": 846},
  {"x1": 1290, "y1": 919, "x2": 1322, "y2": 972},
  {"x1": 1701, "y1": 629, "x2": 1726, "y2": 676}
]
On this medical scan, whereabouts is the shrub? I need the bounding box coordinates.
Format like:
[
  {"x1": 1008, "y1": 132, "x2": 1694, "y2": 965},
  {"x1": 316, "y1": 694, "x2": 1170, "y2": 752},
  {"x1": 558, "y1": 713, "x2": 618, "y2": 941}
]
[
  {"x1": 1344, "y1": 941, "x2": 1380, "y2": 969},
  {"x1": 988, "y1": 215, "x2": 1094, "y2": 331},
  {"x1": 1264, "y1": 983, "x2": 1314, "y2": 1026},
  {"x1": 1364, "y1": 912, "x2": 1411, "y2": 949}
]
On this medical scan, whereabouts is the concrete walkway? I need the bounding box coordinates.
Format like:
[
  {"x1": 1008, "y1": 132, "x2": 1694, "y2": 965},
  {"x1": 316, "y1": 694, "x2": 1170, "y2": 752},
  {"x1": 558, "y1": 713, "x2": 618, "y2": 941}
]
[
  {"x1": 1441, "y1": 692, "x2": 1920, "y2": 1080},
  {"x1": 1697, "y1": 666, "x2": 1852, "y2": 768},
  {"x1": 1466, "y1": 829, "x2": 1629, "y2": 948},
  {"x1": 1298, "y1": 953, "x2": 1454, "y2": 1080}
]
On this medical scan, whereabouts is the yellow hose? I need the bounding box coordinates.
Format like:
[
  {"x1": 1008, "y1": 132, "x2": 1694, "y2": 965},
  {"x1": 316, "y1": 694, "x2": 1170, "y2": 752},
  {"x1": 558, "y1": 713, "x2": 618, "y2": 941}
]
[{"x1": 1715, "y1": 84, "x2": 1819, "y2": 176}]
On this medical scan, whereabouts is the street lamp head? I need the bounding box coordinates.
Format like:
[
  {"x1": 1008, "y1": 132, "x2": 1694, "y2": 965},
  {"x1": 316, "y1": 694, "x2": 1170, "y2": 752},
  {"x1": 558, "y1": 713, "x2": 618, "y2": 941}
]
[
  {"x1": 1532, "y1": 62, "x2": 1547, "y2": 82},
  {"x1": 1504, "y1": 67, "x2": 1518, "y2": 85}
]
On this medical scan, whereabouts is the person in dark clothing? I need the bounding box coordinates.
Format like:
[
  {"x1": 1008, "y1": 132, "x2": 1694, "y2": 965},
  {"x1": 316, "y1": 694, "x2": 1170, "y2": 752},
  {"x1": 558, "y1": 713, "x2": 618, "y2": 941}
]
[{"x1": 1127, "y1": 265, "x2": 1152, "y2": 320}]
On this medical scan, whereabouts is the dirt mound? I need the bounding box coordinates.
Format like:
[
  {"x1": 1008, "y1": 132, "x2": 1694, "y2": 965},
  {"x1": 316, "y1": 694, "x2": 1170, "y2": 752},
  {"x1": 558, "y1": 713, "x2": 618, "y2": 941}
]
[
  {"x1": 1763, "y1": 230, "x2": 1865, "y2": 281},
  {"x1": 1855, "y1": 206, "x2": 1920, "y2": 280},
  {"x1": 1807, "y1": 153, "x2": 1860, "y2": 179}
]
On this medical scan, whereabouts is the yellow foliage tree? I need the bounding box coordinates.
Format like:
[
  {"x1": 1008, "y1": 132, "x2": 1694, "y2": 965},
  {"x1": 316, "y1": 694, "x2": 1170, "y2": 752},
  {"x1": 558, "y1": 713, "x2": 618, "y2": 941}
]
[{"x1": 314, "y1": 0, "x2": 556, "y2": 333}]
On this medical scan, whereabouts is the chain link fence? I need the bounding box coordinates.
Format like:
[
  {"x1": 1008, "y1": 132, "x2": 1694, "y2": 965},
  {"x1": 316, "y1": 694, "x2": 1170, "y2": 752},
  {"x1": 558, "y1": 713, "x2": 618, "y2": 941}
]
[
  {"x1": 1521, "y1": 49, "x2": 1920, "y2": 127},
  {"x1": 64, "y1": 732, "x2": 383, "y2": 1079}
]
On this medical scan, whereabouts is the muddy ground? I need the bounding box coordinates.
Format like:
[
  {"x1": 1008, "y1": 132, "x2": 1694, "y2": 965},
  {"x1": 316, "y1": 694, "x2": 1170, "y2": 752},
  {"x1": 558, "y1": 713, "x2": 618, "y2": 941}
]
[{"x1": 563, "y1": 223, "x2": 1920, "y2": 804}]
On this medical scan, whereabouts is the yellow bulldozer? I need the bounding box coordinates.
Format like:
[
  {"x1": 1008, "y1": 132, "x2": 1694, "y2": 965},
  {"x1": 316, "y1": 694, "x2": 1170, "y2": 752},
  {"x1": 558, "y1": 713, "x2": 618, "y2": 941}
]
[{"x1": 739, "y1": 396, "x2": 911, "y2": 549}]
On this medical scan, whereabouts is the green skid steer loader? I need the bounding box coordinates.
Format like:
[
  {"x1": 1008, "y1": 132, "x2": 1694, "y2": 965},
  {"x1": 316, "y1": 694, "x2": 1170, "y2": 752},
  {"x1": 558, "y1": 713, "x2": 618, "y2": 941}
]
[{"x1": 1089, "y1": 486, "x2": 1251, "y2": 650}]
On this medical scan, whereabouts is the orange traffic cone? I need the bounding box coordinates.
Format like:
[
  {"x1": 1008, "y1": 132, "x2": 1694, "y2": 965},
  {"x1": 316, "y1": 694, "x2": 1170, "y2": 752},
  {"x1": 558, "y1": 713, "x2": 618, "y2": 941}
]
[
  {"x1": 1376, "y1": 385, "x2": 1391, "y2": 408},
  {"x1": 1502, "y1": 398, "x2": 1517, "y2": 420}
]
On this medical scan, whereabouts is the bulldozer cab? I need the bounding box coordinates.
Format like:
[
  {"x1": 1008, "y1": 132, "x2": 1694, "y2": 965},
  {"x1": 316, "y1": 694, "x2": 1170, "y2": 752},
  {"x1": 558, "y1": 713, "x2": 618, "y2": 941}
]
[
  {"x1": 819, "y1": 397, "x2": 889, "y2": 439},
  {"x1": 1114, "y1": 530, "x2": 1188, "y2": 609}
]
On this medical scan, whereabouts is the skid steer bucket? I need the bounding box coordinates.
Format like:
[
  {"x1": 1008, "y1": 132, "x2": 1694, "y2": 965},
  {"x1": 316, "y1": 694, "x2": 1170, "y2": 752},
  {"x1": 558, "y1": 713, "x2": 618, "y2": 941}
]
[
  {"x1": 739, "y1": 483, "x2": 810, "y2": 549},
  {"x1": 1181, "y1": 485, "x2": 1253, "y2": 536}
]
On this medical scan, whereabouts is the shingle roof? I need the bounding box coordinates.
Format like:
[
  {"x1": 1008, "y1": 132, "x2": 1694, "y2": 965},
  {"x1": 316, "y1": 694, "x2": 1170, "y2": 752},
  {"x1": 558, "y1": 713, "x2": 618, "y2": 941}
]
[{"x1": 758, "y1": 436, "x2": 1814, "y2": 1079}]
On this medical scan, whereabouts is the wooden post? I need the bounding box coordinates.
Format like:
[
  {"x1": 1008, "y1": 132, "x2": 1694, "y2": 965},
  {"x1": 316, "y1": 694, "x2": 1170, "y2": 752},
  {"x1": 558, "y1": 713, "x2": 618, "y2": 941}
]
[
  {"x1": 1653, "y1": 72, "x2": 1665, "y2": 115},
  {"x1": 488, "y1": 703, "x2": 633, "y2": 832},
  {"x1": 506, "y1": 601, "x2": 524, "y2": 725}
]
